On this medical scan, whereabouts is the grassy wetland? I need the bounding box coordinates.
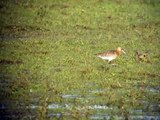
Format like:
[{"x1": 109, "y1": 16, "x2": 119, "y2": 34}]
[{"x1": 0, "y1": 0, "x2": 160, "y2": 119}]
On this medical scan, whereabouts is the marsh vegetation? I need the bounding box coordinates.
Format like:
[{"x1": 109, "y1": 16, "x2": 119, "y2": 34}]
[{"x1": 0, "y1": 0, "x2": 160, "y2": 119}]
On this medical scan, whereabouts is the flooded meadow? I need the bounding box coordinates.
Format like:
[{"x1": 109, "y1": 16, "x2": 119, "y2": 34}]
[{"x1": 0, "y1": 0, "x2": 160, "y2": 119}]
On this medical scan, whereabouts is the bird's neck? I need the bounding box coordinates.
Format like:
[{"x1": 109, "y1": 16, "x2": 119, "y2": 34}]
[{"x1": 116, "y1": 51, "x2": 121, "y2": 56}]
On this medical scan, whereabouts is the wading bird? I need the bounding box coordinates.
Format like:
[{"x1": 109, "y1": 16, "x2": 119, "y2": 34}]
[{"x1": 96, "y1": 47, "x2": 125, "y2": 64}]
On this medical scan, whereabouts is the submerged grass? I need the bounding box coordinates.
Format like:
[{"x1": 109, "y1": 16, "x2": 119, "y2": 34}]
[{"x1": 0, "y1": 0, "x2": 160, "y2": 119}]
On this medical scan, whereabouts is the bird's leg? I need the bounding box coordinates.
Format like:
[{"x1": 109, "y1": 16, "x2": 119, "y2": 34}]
[
  {"x1": 108, "y1": 60, "x2": 112, "y2": 64},
  {"x1": 109, "y1": 60, "x2": 117, "y2": 66}
]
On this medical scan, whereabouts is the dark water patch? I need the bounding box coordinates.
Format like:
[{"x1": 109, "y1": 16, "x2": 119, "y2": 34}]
[
  {"x1": 0, "y1": 59, "x2": 23, "y2": 65},
  {"x1": 29, "y1": 51, "x2": 48, "y2": 55},
  {"x1": 0, "y1": 25, "x2": 45, "y2": 40},
  {"x1": 74, "y1": 25, "x2": 94, "y2": 30},
  {"x1": 0, "y1": 106, "x2": 30, "y2": 120},
  {"x1": 0, "y1": 25, "x2": 50, "y2": 41},
  {"x1": 0, "y1": 34, "x2": 28, "y2": 40},
  {"x1": 133, "y1": 21, "x2": 160, "y2": 28},
  {"x1": 4, "y1": 25, "x2": 43, "y2": 32},
  {"x1": 145, "y1": 73, "x2": 160, "y2": 78},
  {"x1": 0, "y1": 104, "x2": 6, "y2": 109},
  {"x1": 50, "y1": 3, "x2": 69, "y2": 9}
]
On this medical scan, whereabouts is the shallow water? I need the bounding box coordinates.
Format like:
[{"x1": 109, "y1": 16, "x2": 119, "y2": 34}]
[
  {"x1": 1, "y1": 88, "x2": 160, "y2": 119},
  {"x1": 24, "y1": 100, "x2": 160, "y2": 119}
]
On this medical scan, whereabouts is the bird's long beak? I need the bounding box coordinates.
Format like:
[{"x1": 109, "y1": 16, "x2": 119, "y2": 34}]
[{"x1": 122, "y1": 50, "x2": 126, "y2": 54}]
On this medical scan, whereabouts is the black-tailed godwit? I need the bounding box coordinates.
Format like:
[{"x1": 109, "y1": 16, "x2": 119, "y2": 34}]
[{"x1": 96, "y1": 47, "x2": 125, "y2": 64}]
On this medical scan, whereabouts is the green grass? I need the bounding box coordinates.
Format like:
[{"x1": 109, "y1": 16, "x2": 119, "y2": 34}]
[{"x1": 0, "y1": 0, "x2": 160, "y2": 119}]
